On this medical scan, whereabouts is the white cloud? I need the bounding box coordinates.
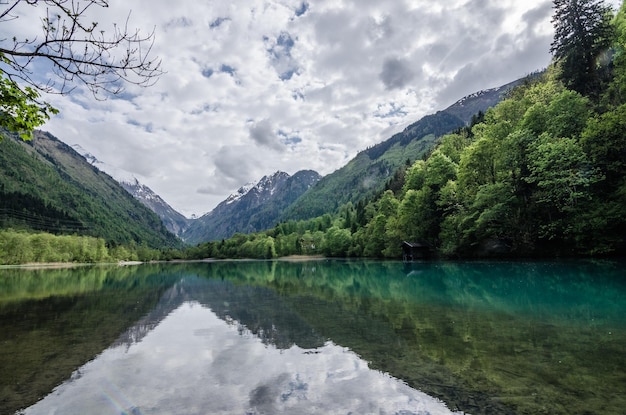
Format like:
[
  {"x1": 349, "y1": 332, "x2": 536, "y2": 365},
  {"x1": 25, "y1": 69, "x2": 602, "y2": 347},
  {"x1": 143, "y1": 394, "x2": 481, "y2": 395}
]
[{"x1": 2, "y1": 0, "x2": 558, "y2": 217}]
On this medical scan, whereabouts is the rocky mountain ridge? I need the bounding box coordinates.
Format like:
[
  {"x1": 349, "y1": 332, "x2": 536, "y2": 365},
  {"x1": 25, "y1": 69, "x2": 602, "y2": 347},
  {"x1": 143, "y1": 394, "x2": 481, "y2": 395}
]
[
  {"x1": 181, "y1": 170, "x2": 321, "y2": 244},
  {"x1": 72, "y1": 145, "x2": 191, "y2": 237},
  {"x1": 70, "y1": 143, "x2": 321, "y2": 242}
]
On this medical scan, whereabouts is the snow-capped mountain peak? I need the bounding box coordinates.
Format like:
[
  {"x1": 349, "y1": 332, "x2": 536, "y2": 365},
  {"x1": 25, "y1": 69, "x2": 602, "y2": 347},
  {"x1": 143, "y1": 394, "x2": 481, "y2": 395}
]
[
  {"x1": 183, "y1": 170, "x2": 321, "y2": 243},
  {"x1": 70, "y1": 143, "x2": 190, "y2": 236},
  {"x1": 224, "y1": 171, "x2": 291, "y2": 205},
  {"x1": 256, "y1": 171, "x2": 290, "y2": 195},
  {"x1": 225, "y1": 182, "x2": 256, "y2": 205}
]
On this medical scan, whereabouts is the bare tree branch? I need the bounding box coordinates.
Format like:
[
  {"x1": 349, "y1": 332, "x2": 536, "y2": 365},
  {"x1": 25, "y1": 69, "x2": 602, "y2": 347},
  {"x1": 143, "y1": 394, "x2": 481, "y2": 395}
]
[{"x1": 0, "y1": 0, "x2": 163, "y2": 98}]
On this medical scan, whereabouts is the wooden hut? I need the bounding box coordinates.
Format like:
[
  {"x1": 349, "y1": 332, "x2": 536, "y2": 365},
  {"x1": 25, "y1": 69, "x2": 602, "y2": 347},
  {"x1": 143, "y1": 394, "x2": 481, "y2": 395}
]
[{"x1": 401, "y1": 241, "x2": 431, "y2": 261}]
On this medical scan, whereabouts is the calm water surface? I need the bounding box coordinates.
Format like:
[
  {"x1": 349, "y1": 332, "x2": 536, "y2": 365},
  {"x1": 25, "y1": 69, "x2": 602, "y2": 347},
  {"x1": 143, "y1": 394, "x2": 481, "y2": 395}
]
[{"x1": 0, "y1": 259, "x2": 624, "y2": 415}]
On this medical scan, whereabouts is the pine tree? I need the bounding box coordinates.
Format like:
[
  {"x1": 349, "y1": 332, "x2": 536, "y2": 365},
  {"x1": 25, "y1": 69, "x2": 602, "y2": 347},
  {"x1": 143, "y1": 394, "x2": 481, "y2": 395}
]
[{"x1": 550, "y1": 0, "x2": 615, "y2": 97}]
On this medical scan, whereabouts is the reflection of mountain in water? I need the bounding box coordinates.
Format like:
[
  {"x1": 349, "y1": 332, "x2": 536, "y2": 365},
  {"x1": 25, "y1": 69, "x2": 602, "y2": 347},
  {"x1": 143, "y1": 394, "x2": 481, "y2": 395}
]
[
  {"x1": 194, "y1": 279, "x2": 325, "y2": 350},
  {"x1": 173, "y1": 259, "x2": 626, "y2": 415},
  {"x1": 0, "y1": 265, "x2": 181, "y2": 415},
  {"x1": 6, "y1": 259, "x2": 625, "y2": 415},
  {"x1": 113, "y1": 273, "x2": 325, "y2": 350}
]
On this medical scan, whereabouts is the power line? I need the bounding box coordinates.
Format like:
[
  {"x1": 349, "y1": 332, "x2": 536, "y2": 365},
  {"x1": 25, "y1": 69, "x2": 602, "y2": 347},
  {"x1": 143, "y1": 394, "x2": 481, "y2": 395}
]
[{"x1": 0, "y1": 208, "x2": 88, "y2": 233}]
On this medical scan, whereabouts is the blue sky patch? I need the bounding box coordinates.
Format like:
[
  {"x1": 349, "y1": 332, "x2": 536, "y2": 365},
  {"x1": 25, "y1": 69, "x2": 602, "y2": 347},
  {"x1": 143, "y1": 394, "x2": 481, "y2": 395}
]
[
  {"x1": 295, "y1": 2, "x2": 309, "y2": 17},
  {"x1": 220, "y1": 64, "x2": 236, "y2": 75},
  {"x1": 209, "y1": 17, "x2": 230, "y2": 29},
  {"x1": 267, "y1": 32, "x2": 299, "y2": 81},
  {"x1": 279, "y1": 129, "x2": 303, "y2": 145}
]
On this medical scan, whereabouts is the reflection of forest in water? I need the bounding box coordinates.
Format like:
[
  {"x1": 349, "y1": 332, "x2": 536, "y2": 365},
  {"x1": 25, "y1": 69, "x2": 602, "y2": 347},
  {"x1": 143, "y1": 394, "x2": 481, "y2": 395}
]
[
  {"x1": 1, "y1": 259, "x2": 625, "y2": 415},
  {"x1": 198, "y1": 259, "x2": 626, "y2": 415},
  {"x1": 0, "y1": 265, "x2": 181, "y2": 414}
]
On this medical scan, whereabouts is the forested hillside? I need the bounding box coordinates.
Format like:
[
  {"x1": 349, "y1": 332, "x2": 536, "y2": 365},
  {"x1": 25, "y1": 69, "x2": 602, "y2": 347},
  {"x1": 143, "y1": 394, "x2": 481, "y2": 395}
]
[
  {"x1": 0, "y1": 131, "x2": 181, "y2": 249},
  {"x1": 281, "y1": 77, "x2": 528, "y2": 223},
  {"x1": 187, "y1": 1, "x2": 626, "y2": 259},
  {"x1": 281, "y1": 112, "x2": 462, "y2": 221}
]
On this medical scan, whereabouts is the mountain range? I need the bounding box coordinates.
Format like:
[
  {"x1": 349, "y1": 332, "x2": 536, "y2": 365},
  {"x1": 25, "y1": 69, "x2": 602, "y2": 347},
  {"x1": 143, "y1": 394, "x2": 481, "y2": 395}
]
[
  {"x1": 0, "y1": 75, "x2": 528, "y2": 246},
  {"x1": 136, "y1": 77, "x2": 526, "y2": 242},
  {"x1": 72, "y1": 145, "x2": 321, "y2": 243},
  {"x1": 0, "y1": 131, "x2": 181, "y2": 248},
  {"x1": 72, "y1": 144, "x2": 192, "y2": 238},
  {"x1": 181, "y1": 170, "x2": 321, "y2": 244}
]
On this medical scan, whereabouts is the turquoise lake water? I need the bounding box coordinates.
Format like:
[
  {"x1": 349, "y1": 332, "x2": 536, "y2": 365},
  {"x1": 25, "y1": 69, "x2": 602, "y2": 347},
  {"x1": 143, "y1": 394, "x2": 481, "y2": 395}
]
[{"x1": 1, "y1": 259, "x2": 624, "y2": 414}]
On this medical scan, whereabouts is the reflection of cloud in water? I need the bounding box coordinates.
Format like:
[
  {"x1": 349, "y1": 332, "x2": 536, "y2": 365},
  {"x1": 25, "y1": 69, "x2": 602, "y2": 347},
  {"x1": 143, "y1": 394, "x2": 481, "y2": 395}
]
[{"x1": 24, "y1": 302, "x2": 462, "y2": 415}]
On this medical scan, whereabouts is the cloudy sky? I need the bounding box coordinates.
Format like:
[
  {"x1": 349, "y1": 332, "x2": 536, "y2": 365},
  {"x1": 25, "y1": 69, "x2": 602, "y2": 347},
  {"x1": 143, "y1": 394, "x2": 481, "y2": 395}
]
[{"x1": 5, "y1": 0, "x2": 623, "y2": 217}]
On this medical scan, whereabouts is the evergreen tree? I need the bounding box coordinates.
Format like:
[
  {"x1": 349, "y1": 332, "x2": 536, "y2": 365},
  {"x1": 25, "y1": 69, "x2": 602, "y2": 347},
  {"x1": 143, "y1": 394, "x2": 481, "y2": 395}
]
[{"x1": 550, "y1": 0, "x2": 614, "y2": 98}]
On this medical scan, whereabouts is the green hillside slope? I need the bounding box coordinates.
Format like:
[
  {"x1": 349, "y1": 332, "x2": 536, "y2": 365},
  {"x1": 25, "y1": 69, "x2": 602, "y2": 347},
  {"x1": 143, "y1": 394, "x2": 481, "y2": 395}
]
[
  {"x1": 280, "y1": 76, "x2": 531, "y2": 223},
  {"x1": 281, "y1": 111, "x2": 464, "y2": 221},
  {"x1": 0, "y1": 131, "x2": 180, "y2": 248}
]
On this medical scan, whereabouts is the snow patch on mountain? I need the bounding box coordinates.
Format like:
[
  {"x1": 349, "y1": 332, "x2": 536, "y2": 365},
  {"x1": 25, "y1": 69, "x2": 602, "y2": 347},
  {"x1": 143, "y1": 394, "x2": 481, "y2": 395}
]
[
  {"x1": 71, "y1": 143, "x2": 190, "y2": 236},
  {"x1": 225, "y1": 182, "x2": 256, "y2": 205},
  {"x1": 182, "y1": 170, "x2": 321, "y2": 243},
  {"x1": 71, "y1": 144, "x2": 137, "y2": 184},
  {"x1": 223, "y1": 171, "x2": 291, "y2": 206}
]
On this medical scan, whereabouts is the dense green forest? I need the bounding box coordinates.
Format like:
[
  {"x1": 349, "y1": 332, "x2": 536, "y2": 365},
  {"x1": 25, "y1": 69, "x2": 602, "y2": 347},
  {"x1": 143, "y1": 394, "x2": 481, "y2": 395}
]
[{"x1": 185, "y1": 1, "x2": 626, "y2": 260}]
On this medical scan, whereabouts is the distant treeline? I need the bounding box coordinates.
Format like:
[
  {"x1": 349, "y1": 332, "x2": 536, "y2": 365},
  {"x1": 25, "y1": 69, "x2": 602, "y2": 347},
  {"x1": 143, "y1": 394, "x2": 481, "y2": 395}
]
[{"x1": 0, "y1": 230, "x2": 176, "y2": 265}]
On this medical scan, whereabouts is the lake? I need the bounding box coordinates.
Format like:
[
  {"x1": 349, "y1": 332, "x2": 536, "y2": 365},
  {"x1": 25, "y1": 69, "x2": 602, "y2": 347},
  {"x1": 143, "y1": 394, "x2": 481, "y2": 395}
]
[{"x1": 1, "y1": 259, "x2": 624, "y2": 415}]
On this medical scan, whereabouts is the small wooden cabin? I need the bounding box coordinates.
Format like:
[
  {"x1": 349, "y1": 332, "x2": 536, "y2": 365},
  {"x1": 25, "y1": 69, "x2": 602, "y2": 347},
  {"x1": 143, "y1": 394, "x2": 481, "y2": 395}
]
[{"x1": 401, "y1": 241, "x2": 431, "y2": 261}]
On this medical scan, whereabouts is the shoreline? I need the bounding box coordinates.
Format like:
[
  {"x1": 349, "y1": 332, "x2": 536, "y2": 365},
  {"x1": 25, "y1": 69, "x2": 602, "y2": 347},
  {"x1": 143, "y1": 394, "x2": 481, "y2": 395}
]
[
  {"x1": 3, "y1": 255, "x2": 620, "y2": 269},
  {"x1": 0, "y1": 262, "x2": 95, "y2": 270},
  {"x1": 276, "y1": 255, "x2": 326, "y2": 262},
  {"x1": 0, "y1": 256, "x2": 328, "y2": 270},
  {"x1": 0, "y1": 260, "x2": 144, "y2": 270}
]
